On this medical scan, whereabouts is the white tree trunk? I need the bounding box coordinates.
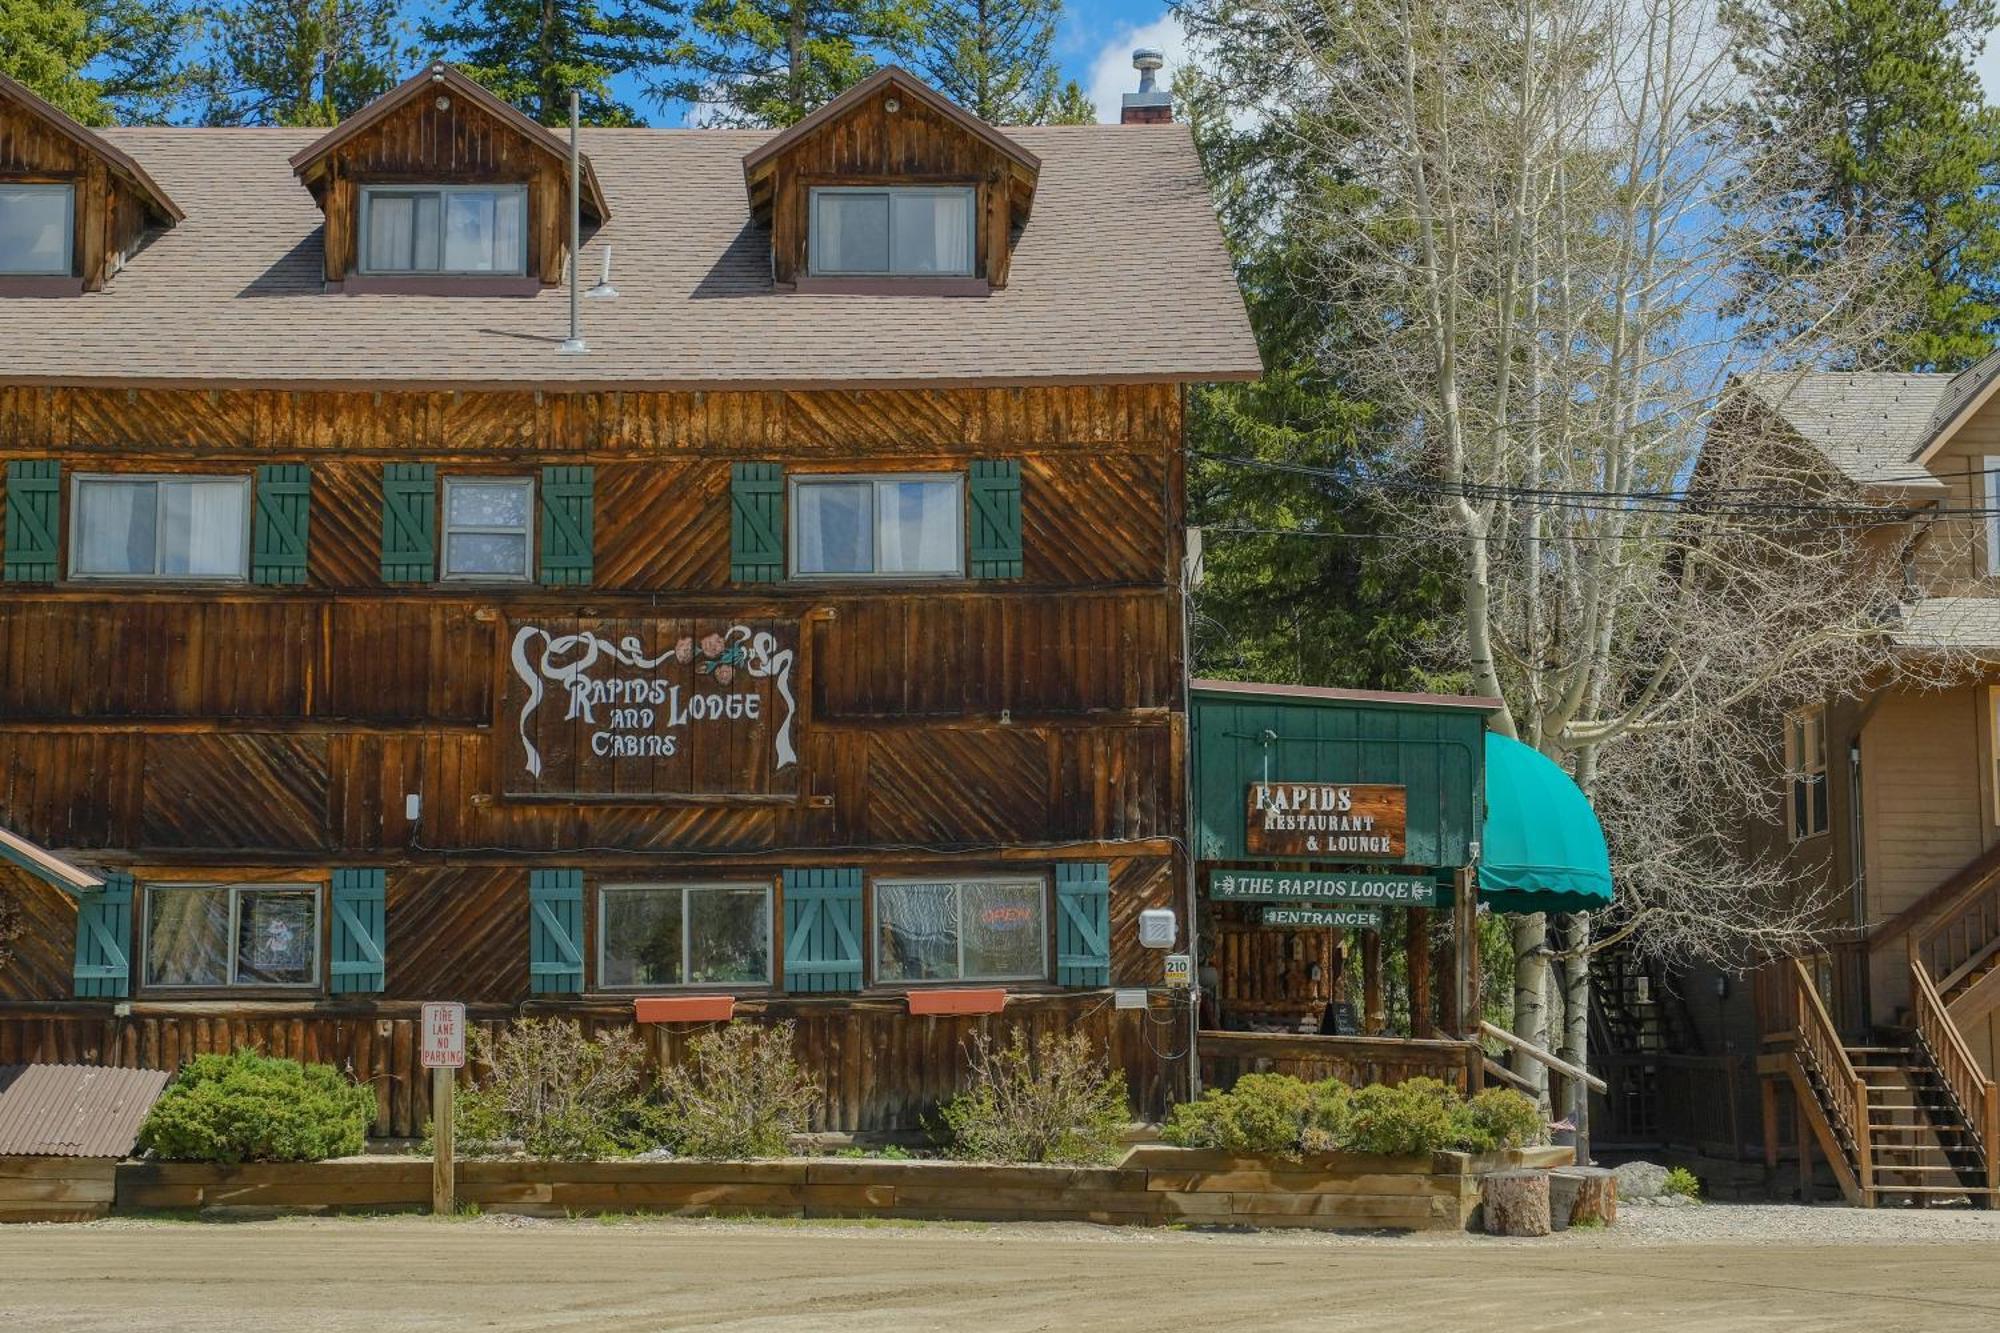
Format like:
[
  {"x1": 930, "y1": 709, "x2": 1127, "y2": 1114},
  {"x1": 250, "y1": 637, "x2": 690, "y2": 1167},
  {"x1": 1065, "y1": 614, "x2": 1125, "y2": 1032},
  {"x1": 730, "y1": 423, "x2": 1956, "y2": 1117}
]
[{"x1": 1510, "y1": 912, "x2": 1550, "y2": 1108}]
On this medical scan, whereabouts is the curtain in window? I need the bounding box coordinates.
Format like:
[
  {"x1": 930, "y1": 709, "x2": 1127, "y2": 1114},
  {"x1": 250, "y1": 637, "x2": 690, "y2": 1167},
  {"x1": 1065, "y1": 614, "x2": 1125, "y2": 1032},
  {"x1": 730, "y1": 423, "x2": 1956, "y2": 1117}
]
[
  {"x1": 75, "y1": 480, "x2": 155, "y2": 575},
  {"x1": 366, "y1": 195, "x2": 415, "y2": 272},
  {"x1": 797, "y1": 482, "x2": 872, "y2": 573},
  {"x1": 893, "y1": 191, "x2": 972, "y2": 275},
  {"x1": 876, "y1": 480, "x2": 958, "y2": 572},
  {"x1": 0, "y1": 185, "x2": 70, "y2": 274},
  {"x1": 161, "y1": 481, "x2": 244, "y2": 576}
]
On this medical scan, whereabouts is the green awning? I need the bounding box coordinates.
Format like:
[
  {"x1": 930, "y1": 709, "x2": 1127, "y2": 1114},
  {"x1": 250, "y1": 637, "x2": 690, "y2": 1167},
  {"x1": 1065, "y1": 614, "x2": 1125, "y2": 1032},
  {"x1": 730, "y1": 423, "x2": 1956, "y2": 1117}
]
[{"x1": 1478, "y1": 732, "x2": 1612, "y2": 914}]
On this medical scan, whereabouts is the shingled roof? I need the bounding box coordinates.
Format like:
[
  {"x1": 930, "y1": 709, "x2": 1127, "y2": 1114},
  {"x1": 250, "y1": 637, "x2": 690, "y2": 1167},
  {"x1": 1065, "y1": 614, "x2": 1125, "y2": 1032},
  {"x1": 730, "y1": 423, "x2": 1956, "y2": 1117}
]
[
  {"x1": 0, "y1": 122, "x2": 1260, "y2": 391},
  {"x1": 1741, "y1": 372, "x2": 1953, "y2": 492}
]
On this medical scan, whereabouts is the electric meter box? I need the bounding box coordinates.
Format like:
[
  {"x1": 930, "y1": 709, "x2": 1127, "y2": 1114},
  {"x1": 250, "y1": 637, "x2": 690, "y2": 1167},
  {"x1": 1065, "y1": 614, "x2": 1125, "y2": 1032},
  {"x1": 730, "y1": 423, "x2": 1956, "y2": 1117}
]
[{"x1": 1137, "y1": 908, "x2": 1177, "y2": 949}]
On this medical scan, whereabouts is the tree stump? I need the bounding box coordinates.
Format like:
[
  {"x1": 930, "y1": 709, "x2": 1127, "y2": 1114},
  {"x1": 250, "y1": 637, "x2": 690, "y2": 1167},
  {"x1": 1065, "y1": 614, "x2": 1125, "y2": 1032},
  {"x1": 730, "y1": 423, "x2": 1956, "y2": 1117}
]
[
  {"x1": 1482, "y1": 1169, "x2": 1552, "y2": 1236},
  {"x1": 1548, "y1": 1166, "x2": 1616, "y2": 1229}
]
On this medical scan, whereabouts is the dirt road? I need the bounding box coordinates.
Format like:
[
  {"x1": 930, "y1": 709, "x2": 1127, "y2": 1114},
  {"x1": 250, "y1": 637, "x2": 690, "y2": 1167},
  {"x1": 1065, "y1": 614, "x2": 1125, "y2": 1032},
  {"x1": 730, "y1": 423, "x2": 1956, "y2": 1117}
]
[{"x1": 4, "y1": 1212, "x2": 1999, "y2": 1332}]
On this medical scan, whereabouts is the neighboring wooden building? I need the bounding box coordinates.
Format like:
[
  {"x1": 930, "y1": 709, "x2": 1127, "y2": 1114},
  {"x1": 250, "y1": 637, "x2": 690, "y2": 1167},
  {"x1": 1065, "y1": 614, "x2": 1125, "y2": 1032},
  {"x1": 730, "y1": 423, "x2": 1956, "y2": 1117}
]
[
  {"x1": 0, "y1": 64, "x2": 1261, "y2": 1134},
  {"x1": 1615, "y1": 357, "x2": 2000, "y2": 1204}
]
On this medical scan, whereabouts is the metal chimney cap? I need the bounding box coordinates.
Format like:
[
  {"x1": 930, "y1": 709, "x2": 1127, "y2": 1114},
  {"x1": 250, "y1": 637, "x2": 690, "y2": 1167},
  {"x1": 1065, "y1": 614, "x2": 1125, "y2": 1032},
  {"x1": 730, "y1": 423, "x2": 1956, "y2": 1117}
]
[{"x1": 1133, "y1": 49, "x2": 1166, "y2": 71}]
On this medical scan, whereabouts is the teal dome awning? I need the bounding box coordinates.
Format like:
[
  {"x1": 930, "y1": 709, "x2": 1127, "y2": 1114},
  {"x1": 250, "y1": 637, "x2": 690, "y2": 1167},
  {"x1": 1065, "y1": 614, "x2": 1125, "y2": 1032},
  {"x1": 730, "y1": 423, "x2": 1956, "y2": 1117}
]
[{"x1": 1478, "y1": 732, "x2": 1613, "y2": 913}]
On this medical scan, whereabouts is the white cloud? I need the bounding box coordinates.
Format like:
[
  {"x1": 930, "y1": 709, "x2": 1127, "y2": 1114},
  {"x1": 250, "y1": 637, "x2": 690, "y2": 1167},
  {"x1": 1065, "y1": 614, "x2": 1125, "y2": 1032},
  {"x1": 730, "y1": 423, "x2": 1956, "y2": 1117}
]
[{"x1": 1083, "y1": 12, "x2": 1192, "y2": 125}]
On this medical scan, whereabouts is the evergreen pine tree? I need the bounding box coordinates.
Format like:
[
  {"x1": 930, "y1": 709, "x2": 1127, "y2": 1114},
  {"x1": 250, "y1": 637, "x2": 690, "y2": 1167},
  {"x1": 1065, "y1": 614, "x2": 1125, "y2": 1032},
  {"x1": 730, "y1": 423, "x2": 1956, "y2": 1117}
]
[
  {"x1": 1, "y1": 0, "x2": 204, "y2": 125},
  {"x1": 1725, "y1": 0, "x2": 2000, "y2": 370},
  {"x1": 916, "y1": 0, "x2": 1083, "y2": 124},
  {"x1": 671, "y1": 0, "x2": 925, "y2": 127},
  {"x1": 202, "y1": 0, "x2": 406, "y2": 127},
  {"x1": 1040, "y1": 78, "x2": 1097, "y2": 126},
  {"x1": 424, "y1": 0, "x2": 687, "y2": 126}
]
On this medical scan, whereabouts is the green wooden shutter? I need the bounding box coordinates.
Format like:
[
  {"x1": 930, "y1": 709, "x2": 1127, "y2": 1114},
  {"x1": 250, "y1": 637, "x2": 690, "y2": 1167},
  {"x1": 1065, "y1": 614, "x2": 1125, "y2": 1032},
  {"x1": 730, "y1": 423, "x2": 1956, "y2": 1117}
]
[
  {"x1": 782, "y1": 868, "x2": 863, "y2": 992},
  {"x1": 330, "y1": 868, "x2": 386, "y2": 995},
  {"x1": 1055, "y1": 862, "x2": 1111, "y2": 987},
  {"x1": 4, "y1": 459, "x2": 60, "y2": 583},
  {"x1": 539, "y1": 464, "x2": 594, "y2": 586},
  {"x1": 380, "y1": 463, "x2": 436, "y2": 583},
  {"x1": 73, "y1": 870, "x2": 133, "y2": 999},
  {"x1": 529, "y1": 868, "x2": 584, "y2": 994},
  {"x1": 969, "y1": 460, "x2": 1022, "y2": 579},
  {"x1": 252, "y1": 463, "x2": 312, "y2": 585},
  {"x1": 730, "y1": 462, "x2": 784, "y2": 583}
]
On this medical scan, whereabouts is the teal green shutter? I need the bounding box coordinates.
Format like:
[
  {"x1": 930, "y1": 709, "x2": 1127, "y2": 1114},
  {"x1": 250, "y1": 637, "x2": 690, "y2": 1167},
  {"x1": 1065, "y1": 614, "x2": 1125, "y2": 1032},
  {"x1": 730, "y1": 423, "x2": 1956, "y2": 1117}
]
[
  {"x1": 782, "y1": 868, "x2": 863, "y2": 992},
  {"x1": 529, "y1": 869, "x2": 584, "y2": 994},
  {"x1": 330, "y1": 868, "x2": 386, "y2": 995},
  {"x1": 539, "y1": 464, "x2": 594, "y2": 585},
  {"x1": 969, "y1": 460, "x2": 1022, "y2": 579},
  {"x1": 381, "y1": 463, "x2": 435, "y2": 583},
  {"x1": 1055, "y1": 863, "x2": 1111, "y2": 987},
  {"x1": 74, "y1": 870, "x2": 132, "y2": 999},
  {"x1": 252, "y1": 464, "x2": 312, "y2": 585},
  {"x1": 4, "y1": 459, "x2": 60, "y2": 583},
  {"x1": 730, "y1": 463, "x2": 783, "y2": 583}
]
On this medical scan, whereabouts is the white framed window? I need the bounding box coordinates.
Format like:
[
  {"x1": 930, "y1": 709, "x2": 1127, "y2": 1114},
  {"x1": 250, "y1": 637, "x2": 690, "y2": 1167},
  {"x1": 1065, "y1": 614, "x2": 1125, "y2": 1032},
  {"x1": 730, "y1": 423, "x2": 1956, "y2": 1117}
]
[
  {"x1": 873, "y1": 877, "x2": 1047, "y2": 984},
  {"x1": 359, "y1": 184, "x2": 527, "y2": 275},
  {"x1": 598, "y1": 883, "x2": 774, "y2": 988},
  {"x1": 70, "y1": 474, "x2": 250, "y2": 580},
  {"x1": 0, "y1": 183, "x2": 73, "y2": 276},
  {"x1": 142, "y1": 882, "x2": 322, "y2": 990},
  {"x1": 441, "y1": 477, "x2": 533, "y2": 580},
  {"x1": 809, "y1": 186, "x2": 976, "y2": 277},
  {"x1": 1786, "y1": 708, "x2": 1828, "y2": 841},
  {"x1": 790, "y1": 473, "x2": 964, "y2": 578}
]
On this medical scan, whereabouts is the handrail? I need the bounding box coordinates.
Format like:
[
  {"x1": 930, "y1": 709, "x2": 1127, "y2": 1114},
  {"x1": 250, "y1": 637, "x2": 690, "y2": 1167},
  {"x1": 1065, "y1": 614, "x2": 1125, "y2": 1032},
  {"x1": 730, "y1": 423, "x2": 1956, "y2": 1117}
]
[
  {"x1": 1785, "y1": 958, "x2": 1869, "y2": 1183},
  {"x1": 1478, "y1": 1021, "x2": 1609, "y2": 1094},
  {"x1": 1481, "y1": 1058, "x2": 1538, "y2": 1096},
  {"x1": 1908, "y1": 938, "x2": 2000, "y2": 1193},
  {"x1": 1869, "y1": 839, "x2": 2000, "y2": 957}
]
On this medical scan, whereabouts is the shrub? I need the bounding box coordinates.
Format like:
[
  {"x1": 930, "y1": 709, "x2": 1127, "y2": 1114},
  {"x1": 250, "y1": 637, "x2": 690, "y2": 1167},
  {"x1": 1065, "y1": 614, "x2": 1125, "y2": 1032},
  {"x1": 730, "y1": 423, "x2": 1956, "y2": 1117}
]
[
  {"x1": 138, "y1": 1050, "x2": 374, "y2": 1163},
  {"x1": 1453, "y1": 1088, "x2": 1547, "y2": 1152},
  {"x1": 936, "y1": 1029, "x2": 1129, "y2": 1165},
  {"x1": 1161, "y1": 1075, "x2": 1547, "y2": 1159},
  {"x1": 455, "y1": 1019, "x2": 657, "y2": 1159},
  {"x1": 1163, "y1": 1074, "x2": 1351, "y2": 1158},
  {"x1": 1345, "y1": 1077, "x2": 1463, "y2": 1156},
  {"x1": 654, "y1": 1021, "x2": 820, "y2": 1159},
  {"x1": 1663, "y1": 1165, "x2": 1702, "y2": 1200}
]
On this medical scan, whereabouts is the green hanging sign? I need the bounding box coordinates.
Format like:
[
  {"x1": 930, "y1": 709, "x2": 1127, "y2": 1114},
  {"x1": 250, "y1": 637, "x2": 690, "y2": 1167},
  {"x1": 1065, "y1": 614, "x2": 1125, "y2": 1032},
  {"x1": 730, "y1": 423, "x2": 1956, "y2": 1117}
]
[
  {"x1": 1210, "y1": 869, "x2": 1437, "y2": 906},
  {"x1": 1262, "y1": 906, "x2": 1383, "y2": 930}
]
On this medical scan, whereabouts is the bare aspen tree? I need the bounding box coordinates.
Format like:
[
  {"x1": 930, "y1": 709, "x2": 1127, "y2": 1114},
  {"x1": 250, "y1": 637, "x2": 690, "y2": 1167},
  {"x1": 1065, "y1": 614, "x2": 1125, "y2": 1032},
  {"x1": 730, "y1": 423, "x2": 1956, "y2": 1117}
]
[{"x1": 1210, "y1": 0, "x2": 1954, "y2": 1089}]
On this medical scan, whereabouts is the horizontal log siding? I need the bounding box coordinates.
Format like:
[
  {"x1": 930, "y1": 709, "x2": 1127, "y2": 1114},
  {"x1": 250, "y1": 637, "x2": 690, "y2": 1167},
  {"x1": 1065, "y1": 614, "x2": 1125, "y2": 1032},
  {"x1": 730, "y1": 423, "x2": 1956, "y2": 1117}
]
[{"x1": 0, "y1": 993, "x2": 1185, "y2": 1136}]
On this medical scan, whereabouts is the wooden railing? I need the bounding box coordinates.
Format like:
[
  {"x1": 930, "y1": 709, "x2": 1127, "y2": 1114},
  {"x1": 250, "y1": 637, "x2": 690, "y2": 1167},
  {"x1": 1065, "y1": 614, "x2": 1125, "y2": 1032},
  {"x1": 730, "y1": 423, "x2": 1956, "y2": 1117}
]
[
  {"x1": 1785, "y1": 958, "x2": 1869, "y2": 1184},
  {"x1": 1872, "y1": 841, "x2": 2000, "y2": 989},
  {"x1": 1908, "y1": 939, "x2": 2000, "y2": 1193}
]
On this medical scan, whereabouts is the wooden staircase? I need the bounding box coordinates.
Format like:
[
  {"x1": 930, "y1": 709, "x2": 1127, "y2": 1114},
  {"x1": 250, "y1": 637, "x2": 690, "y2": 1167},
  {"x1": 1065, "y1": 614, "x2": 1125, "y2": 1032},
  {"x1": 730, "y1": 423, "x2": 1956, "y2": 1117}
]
[
  {"x1": 1590, "y1": 947, "x2": 1702, "y2": 1143},
  {"x1": 1763, "y1": 919, "x2": 2000, "y2": 1206}
]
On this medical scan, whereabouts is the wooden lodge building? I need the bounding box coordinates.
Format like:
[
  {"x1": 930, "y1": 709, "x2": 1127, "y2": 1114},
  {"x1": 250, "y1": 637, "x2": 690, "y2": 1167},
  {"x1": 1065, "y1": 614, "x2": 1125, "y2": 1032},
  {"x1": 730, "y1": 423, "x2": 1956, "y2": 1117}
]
[
  {"x1": 0, "y1": 62, "x2": 1271, "y2": 1136},
  {"x1": 1598, "y1": 356, "x2": 2000, "y2": 1205}
]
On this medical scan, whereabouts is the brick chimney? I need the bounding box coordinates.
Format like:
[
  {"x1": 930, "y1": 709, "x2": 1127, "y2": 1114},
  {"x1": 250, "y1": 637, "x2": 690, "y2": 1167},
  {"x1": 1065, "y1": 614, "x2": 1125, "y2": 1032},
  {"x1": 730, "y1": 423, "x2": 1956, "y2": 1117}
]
[{"x1": 1121, "y1": 49, "x2": 1172, "y2": 124}]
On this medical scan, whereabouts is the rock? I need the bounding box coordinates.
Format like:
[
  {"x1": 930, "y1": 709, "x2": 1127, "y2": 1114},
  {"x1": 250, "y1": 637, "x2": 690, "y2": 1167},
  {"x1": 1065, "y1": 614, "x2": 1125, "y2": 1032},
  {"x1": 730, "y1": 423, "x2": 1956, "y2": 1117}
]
[
  {"x1": 1613, "y1": 1160, "x2": 1670, "y2": 1199},
  {"x1": 1483, "y1": 1169, "x2": 1552, "y2": 1237}
]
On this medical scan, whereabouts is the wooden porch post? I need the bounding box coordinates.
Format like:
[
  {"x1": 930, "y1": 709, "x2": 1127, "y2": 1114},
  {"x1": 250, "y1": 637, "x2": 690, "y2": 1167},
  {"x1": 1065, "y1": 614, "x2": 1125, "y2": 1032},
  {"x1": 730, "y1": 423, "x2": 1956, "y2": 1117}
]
[
  {"x1": 1408, "y1": 906, "x2": 1433, "y2": 1038},
  {"x1": 1362, "y1": 929, "x2": 1385, "y2": 1035}
]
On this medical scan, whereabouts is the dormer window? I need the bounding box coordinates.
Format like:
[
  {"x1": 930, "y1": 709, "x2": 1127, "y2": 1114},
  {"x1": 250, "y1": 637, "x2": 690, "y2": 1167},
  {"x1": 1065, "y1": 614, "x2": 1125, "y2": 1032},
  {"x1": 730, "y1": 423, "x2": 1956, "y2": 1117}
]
[
  {"x1": 361, "y1": 185, "x2": 527, "y2": 276},
  {"x1": 0, "y1": 184, "x2": 73, "y2": 275},
  {"x1": 810, "y1": 187, "x2": 975, "y2": 278}
]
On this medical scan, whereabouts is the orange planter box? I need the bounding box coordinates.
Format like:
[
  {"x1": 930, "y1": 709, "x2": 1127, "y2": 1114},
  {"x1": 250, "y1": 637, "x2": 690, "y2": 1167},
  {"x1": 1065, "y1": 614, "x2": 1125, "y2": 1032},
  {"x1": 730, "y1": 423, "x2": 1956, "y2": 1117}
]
[
  {"x1": 632, "y1": 995, "x2": 736, "y2": 1024},
  {"x1": 904, "y1": 988, "x2": 1008, "y2": 1016}
]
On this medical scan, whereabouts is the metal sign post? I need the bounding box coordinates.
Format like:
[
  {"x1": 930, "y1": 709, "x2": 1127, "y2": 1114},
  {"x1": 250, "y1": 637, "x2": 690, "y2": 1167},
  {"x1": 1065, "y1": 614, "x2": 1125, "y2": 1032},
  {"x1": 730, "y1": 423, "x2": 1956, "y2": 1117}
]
[{"x1": 421, "y1": 1001, "x2": 466, "y2": 1215}]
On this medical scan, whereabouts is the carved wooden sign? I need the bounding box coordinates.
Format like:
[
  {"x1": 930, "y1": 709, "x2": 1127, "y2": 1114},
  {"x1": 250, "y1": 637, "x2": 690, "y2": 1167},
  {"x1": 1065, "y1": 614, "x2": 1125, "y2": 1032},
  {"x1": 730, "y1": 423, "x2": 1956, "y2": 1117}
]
[
  {"x1": 503, "y1": 617, "x2": 799, "y2": 801},
  {"x1": 1244, "y1": 782, "x2": 1406, "y2": 859}
]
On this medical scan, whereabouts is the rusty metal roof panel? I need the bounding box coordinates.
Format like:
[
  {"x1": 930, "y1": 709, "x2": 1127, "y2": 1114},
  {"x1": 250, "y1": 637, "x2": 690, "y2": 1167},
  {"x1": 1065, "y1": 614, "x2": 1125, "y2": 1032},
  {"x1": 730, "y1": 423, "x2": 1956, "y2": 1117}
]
[{"x1": 0, "y1": 1064, "x2": 171, "y2": 1158}]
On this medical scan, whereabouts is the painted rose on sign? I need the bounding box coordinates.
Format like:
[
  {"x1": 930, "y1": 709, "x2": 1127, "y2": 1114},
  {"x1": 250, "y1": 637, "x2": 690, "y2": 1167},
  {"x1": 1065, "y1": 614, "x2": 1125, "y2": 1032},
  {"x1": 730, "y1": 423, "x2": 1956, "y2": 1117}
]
[{"x1": 504, "y1": 618, "x2": 799, "y2": 800}]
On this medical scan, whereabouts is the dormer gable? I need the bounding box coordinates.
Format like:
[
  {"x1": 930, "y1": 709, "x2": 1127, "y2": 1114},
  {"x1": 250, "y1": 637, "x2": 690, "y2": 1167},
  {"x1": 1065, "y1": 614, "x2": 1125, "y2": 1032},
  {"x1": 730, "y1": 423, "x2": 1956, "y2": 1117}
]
[
  {"x1": 742, "y1": 68, "x2": 1040, "y2": 292},
  {"x1": 288, "y1": 64, "x2": 609, "y2": 292},
  {"x1": 0, "y1": 72, "x2": 182, "y2": 294}
]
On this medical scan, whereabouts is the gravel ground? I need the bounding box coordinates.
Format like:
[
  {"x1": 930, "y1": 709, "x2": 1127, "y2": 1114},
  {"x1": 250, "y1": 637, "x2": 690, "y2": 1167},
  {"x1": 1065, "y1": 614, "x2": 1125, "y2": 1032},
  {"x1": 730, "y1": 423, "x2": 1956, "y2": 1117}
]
[{"x1": 8, "y1": 1205, "x2": 2000, "y2": 1331}]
